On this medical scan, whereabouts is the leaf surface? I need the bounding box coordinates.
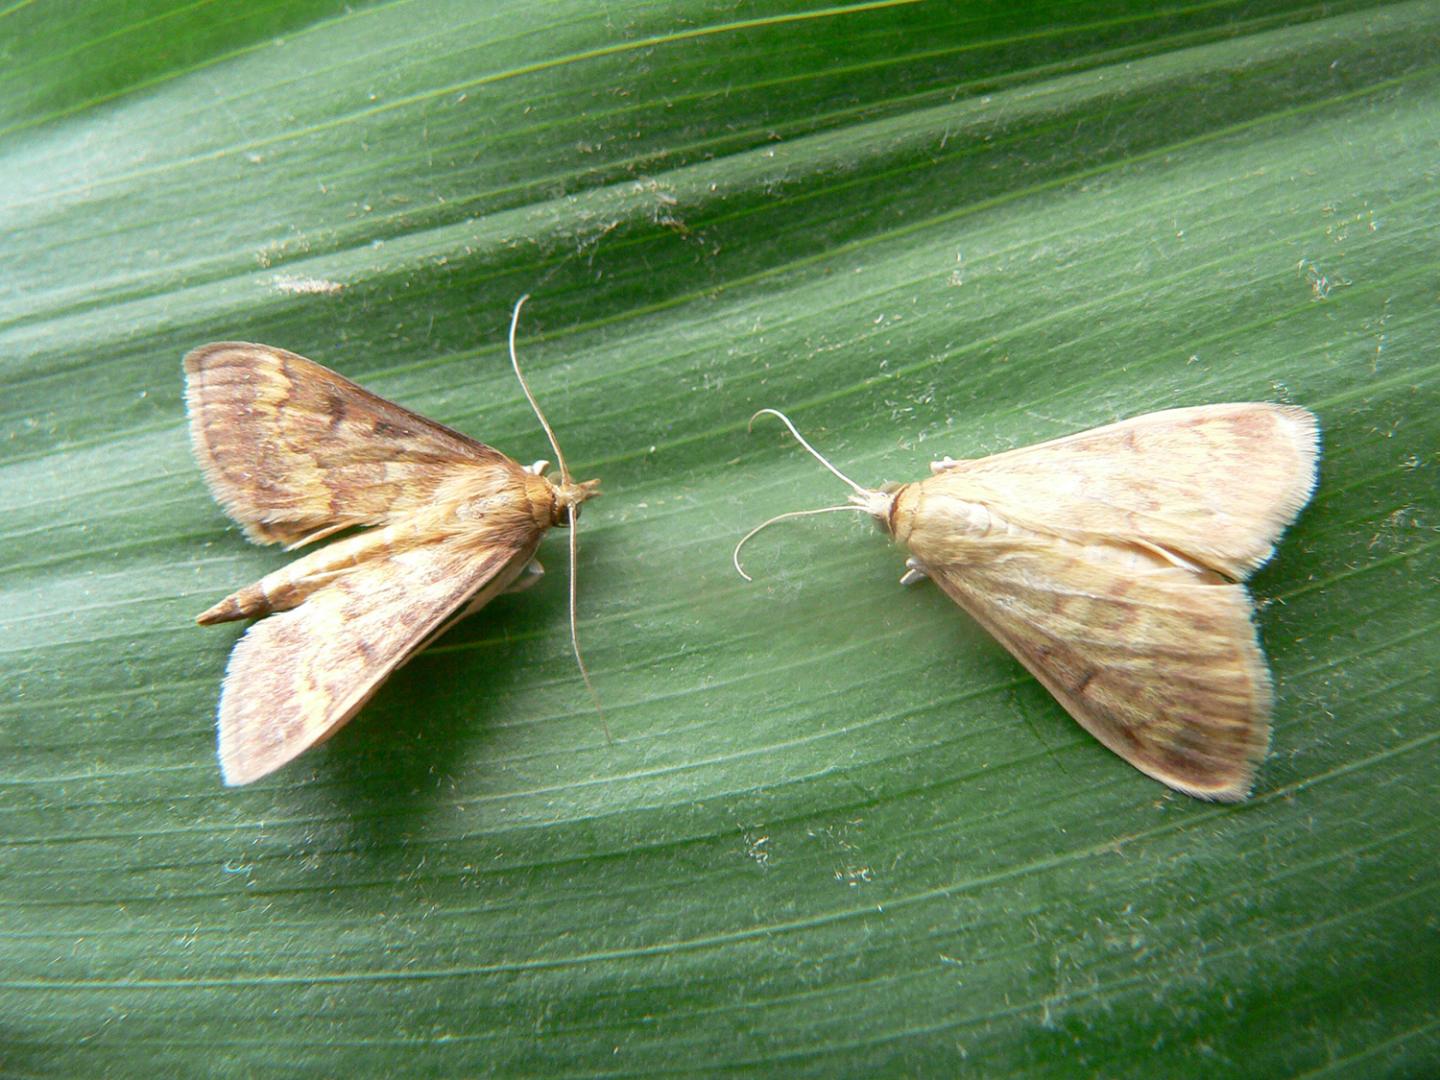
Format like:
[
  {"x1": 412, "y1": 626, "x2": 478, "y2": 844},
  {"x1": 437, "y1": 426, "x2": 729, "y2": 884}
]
[{"x1": 2, "y1": 1, "x2": 1437, "y2": 1074}]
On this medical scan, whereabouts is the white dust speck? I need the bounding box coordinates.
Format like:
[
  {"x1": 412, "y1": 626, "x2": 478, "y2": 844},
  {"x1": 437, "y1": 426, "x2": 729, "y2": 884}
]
[{"x1": 272, "y1": 276, "x2": 345, "y2": 296}]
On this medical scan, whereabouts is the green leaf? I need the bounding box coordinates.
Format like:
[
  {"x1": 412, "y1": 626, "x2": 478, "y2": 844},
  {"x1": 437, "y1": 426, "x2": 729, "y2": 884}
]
[{"x1": 3, "y1": 1, "x2": 1436, "y2": 1074}]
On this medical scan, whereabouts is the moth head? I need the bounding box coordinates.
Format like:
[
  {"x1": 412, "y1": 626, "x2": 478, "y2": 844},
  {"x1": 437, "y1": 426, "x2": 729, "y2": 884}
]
[
  {"x1": 851, "y1": 486, "x2": 899, "y2": 531},
  {"x1": 551, "y1": 477, "x2": 601, "y2": 526}
]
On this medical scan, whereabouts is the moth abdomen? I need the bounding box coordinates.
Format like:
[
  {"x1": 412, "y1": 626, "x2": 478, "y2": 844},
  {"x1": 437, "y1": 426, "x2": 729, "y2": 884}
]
[
  {"x1": 196, "y1": 592, "x2": 255, "y2": 626},
  {"x1": 196, "y1": 526, "x2": 397, "y2": 625}
]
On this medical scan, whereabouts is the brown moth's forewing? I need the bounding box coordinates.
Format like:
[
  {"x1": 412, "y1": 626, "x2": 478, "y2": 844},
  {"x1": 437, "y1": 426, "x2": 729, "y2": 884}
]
[
  {"x1": 746, "y1": 403, "x2": 1319, "y2": 801},
  {"x1": 185, "y1": 342, "x2": 598, "y2": 786},
  {"x1": 185, "y1": 343, "x2": 518, "y2": 547}
]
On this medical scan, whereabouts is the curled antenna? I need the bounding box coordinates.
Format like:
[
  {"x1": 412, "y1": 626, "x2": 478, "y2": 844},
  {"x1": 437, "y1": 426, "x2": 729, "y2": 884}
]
[
  {"x1": 732, "y1": 504, "x2": 874, "y2": 581},
  {"x1": 509, "y1": 295, "x2": 570, "y2": 483},
  {"x1": 736, "y1": 408, "x2": 887, "y2": 581},
  {"x1": 750, "y1": 408, "x2": 869, "y2": 497}
]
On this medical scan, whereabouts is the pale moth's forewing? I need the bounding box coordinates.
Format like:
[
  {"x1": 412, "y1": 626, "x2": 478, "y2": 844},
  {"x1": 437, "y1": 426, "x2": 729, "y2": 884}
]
[
  {"x1": 216, "y1": 533, "x2": 539, "y2": 786},
  {"x1": 933, "y1": 404, "x2": 1319, "y2": 578},
  {"x1": 919, "y1": 535, "x2": 1271, "y2": 799},
  {"x1": 185, "y1": 343, "x2": 516, "y2": 547}
]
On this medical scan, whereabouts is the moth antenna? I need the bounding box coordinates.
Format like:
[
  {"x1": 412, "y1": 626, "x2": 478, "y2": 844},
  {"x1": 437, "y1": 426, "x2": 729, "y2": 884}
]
[
  {"x1": 508, "y1": 294, "x2": 571, "y2": 484},
  {"x1": 732, "y1": 504, "x2": 874, "y2": 582},
  {"x1": 568, "y1": 510, "x2": 611, "y2": 743},
  {"x1": 750, "y1": 408, "x2": 871, "y2": 497},
  {"x1": 510, "y1": 296, "x2": 603, "y2": 738}
]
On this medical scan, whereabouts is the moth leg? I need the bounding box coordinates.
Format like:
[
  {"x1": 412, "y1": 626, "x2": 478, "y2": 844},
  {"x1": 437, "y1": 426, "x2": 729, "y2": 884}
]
[
  {"x1": 503, "y1": 559, "x2": 545, "y2": 594},
  {"x1": 929, "y1": 456, "x2": 960, "y2": 474},
  {"x1": 525, "y1": 459, "x2": 552, "y2": 477},
  {"x1": 899, "y1": 557, "x2": 928, "y2": 586}
]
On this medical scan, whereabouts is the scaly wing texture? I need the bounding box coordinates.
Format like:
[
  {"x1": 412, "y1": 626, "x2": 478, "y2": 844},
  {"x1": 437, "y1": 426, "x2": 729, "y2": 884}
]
[
  {"x1": 185, "y1": 342, "x2": 520, "y2": 546},
  {"x1": 936, "y1": 404, "x2": 1319, "y2": 578},
  {"x1": 919, "y1": 534, "x2": 1271, "y2": 800},
  {"x1": 216, "y1": 532, "x2": 537, "y2": 785}
]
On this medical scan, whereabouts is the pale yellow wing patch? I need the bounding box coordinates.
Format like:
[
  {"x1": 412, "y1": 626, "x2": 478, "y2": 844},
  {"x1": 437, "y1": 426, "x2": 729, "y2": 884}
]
[
  {"x1": 216, "y1": 535, "x2": 537, "y2": 786},
  {"x1": 185, "y1": 342, "x2": 521, "y2": 546},
  {"x1": 915, "y1": 532, "x2": 1271, "y2": 800},
  {"x1": 931, "y1": 404, "x2": 1318, "y2": 578}
]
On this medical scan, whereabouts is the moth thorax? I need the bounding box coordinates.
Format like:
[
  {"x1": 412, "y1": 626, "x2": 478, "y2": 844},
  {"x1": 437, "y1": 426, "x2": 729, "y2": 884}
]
[
  {"x1": 893, "y1": 484, "x2": 1007, "y2": 548},
  {"x1": 514, "y1": 470, "x2": 561, "y2": 530}
]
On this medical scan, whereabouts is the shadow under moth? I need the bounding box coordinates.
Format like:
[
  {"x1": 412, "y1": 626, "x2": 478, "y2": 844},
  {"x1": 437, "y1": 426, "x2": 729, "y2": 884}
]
[
  {"x1": 736, "y1": 404, "x2": 1320, "y2": 800},
  {"x1": 186, "y1": 298, "x2": 599, "y2": 786}
]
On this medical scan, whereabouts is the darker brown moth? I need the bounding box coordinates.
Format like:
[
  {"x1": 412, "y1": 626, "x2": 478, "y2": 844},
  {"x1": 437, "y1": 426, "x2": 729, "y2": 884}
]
[{"x1": 185, "y1": 303, "x2": 598, "y2": 785}]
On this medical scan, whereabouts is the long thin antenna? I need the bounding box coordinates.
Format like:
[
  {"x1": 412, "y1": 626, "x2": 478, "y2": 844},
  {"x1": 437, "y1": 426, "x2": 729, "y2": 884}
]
[
  {"x1": 750, "y1": 408, "x2": 870, "y2": 497},
  {"x1": 509, "y1": 295, "x2": 570, "y2": 483},
  {"x1": 568, "y1": 514, "x2": 610, "y2": 742},
  {"x1": 732, "y1": 504, "x2": 874, "y2": 581},
  {"x1": 509, "y1": 295, "x2": 605, "y2": 739}
]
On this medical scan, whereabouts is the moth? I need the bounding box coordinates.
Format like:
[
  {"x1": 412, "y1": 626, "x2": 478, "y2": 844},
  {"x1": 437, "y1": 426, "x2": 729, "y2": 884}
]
[
  {"x1": 736, "y1": 404, "x2": 1320, "y2": 800},
  {"x1": 185, "y1": 298, "x2": 599, "y2": 786}
]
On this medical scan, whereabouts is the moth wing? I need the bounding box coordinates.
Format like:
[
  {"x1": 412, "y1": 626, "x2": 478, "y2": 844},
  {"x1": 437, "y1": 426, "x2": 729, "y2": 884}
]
[
  {"x1": 937, "y1": 404, "x2": 1319, "y2": 578},
  {"x1": 215, "y1": 533, "x2": 538, "y2": 786},
  {"x1": 185, "y1": 342, "x2": 522, "y2": 546},
  {"x1": 920, "y1": 537, "x2": 1271, "y2": 800}
]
